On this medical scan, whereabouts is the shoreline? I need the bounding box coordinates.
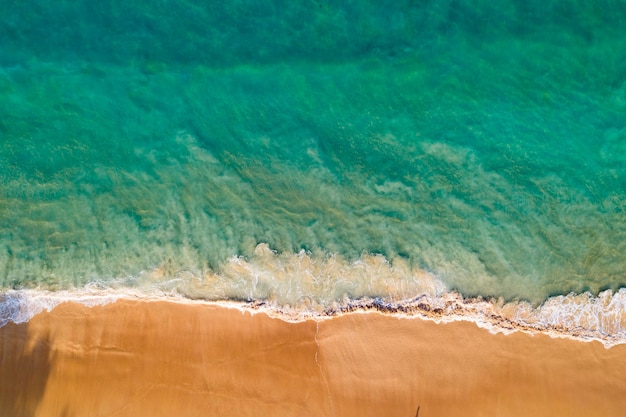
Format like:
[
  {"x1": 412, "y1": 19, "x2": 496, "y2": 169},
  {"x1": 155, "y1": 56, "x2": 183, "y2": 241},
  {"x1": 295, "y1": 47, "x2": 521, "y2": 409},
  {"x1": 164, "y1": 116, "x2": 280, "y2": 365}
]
[
  {"x1": 2, "y1": 287, "x2": 626, "y2": 347},
  {"x1": 2, "y1": 297, "x2": 626, "y2": 416}
]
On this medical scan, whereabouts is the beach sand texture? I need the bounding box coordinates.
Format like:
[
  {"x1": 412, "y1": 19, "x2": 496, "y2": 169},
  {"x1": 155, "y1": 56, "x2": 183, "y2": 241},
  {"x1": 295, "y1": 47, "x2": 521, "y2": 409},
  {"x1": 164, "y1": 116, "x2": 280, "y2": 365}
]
[{"x1": 2, "y1": 299, "x2": 626, "y2": 417}]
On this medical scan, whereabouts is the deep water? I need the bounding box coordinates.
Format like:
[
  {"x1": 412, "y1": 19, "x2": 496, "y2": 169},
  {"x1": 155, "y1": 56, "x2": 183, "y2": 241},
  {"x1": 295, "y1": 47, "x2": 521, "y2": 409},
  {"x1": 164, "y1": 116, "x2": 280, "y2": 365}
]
[{"x1": 1, "y1": 0, "x2": 626, "y2": 303}]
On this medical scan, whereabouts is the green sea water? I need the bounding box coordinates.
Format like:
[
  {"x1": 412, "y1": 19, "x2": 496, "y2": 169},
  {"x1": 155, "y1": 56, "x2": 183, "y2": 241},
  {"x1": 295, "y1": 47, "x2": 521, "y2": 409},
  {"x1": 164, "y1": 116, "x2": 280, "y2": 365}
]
[{"x1": 1, "y1": 0, "x2": 626, "y2": 305}]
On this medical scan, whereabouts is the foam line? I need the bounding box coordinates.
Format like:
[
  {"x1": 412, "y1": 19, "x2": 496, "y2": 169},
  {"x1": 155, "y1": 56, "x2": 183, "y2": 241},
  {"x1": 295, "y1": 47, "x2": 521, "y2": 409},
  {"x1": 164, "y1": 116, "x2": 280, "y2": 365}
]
[{"x1": 2, "y1": 285, "x2": 626, "y2": 348}]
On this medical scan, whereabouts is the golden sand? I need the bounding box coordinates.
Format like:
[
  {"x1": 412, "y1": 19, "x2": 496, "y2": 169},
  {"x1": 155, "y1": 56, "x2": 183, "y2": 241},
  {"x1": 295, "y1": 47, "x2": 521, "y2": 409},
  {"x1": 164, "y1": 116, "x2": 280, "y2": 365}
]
[{"x1": 1, "y1": 299, "x2": 626, "y2": 417}]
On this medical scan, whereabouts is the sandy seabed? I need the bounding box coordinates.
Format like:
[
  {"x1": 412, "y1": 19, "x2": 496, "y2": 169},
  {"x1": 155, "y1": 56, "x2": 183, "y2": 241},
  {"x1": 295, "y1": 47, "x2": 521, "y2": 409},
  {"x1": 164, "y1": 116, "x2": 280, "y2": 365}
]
[{"x1": 1, "y1": 299, "x2": 626, "y2": 417}]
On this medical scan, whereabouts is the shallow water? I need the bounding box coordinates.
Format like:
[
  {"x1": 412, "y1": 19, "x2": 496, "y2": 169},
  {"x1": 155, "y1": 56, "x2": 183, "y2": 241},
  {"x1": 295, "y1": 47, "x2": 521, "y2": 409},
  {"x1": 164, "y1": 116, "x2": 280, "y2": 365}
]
[{"x1": 1, "y1": 0, "x2": 626, "y2": 307}]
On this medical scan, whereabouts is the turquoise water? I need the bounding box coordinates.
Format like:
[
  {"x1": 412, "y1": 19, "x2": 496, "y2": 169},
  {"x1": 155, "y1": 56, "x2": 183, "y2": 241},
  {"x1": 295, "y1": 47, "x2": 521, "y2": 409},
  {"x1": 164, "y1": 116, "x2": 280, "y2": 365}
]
[{"x1": 1, "y1": 0, "x2": 626, "y2": 305}]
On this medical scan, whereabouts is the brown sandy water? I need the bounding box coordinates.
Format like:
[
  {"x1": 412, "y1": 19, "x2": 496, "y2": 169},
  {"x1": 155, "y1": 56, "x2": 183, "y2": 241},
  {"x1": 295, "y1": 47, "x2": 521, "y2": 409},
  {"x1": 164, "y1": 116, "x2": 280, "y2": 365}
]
[{"x1": 1, "y1": 299, "x2": 626, "y2": 417}]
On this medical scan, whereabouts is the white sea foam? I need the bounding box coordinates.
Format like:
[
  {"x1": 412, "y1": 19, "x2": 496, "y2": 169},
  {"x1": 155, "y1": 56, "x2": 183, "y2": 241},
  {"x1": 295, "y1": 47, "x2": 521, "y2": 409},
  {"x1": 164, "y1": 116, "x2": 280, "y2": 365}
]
[
  {"x1": 0, "y1": 285, "x2": 249, "y2": 328},
  {"x1": 0, "y1": 285, "x2": 178, "y2": 327},
  {"x1": 0, "y1": 288, "x2": 120, "y2": 327},
  {"x1": 393, "y1": 289, "x2": 626, "y2": 347},
  {"x1": 2, "y1": 286, "x2": 626, "y2": 348}
]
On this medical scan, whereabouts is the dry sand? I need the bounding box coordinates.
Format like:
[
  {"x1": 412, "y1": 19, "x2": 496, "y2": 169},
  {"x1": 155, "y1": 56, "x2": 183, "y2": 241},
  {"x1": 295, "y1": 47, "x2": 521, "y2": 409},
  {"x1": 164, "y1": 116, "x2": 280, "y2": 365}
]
[{"x1": 1, "y1": 299, "x2": 626, "y2": 417}]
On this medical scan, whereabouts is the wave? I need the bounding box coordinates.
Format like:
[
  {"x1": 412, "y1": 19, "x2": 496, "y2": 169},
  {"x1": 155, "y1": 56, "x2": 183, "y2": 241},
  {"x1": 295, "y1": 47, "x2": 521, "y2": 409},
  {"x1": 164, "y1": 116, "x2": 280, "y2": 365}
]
[{"x1": 2, "y1": 245, "x2": 626, "y2": 347}]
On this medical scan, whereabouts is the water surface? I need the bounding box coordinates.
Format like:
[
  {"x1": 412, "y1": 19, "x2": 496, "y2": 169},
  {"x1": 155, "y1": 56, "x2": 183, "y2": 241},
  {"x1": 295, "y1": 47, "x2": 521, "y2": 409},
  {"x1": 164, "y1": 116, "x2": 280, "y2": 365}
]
[{"x1": 1, "y1": 0, "x2": 626, "y2": 306}]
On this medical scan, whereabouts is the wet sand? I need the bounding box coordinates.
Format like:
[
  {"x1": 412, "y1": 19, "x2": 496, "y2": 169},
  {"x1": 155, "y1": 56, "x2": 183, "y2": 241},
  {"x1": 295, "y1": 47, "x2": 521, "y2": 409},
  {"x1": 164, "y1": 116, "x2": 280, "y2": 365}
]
[{"x1": 1, "y1": 299, "x2": 626, "y2": 417}]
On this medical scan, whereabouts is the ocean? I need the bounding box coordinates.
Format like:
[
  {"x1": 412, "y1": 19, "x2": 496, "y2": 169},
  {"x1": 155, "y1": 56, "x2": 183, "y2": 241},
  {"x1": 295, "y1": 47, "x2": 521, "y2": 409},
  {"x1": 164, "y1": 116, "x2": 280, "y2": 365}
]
[{"x1": 1, "y1": 0, "x2": 626, "y2": 334}]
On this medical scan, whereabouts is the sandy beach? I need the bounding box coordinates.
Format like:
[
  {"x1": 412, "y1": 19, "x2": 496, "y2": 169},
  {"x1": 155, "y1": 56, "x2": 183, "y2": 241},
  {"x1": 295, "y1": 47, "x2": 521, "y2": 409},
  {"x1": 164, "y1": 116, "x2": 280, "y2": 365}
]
[{"x1": 2, "y1": 298, "x2": 626, "y2": 417}]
